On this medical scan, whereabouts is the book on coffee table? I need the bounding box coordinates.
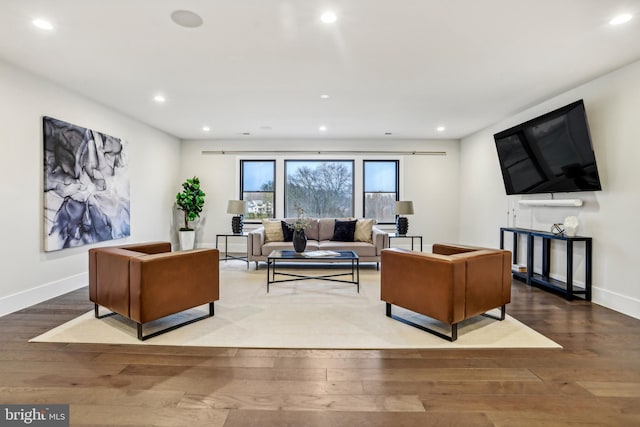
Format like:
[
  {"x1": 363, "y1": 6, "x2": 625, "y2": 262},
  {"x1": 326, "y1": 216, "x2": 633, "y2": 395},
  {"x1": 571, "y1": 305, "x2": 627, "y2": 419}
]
[{"x1": 302, "y1": 250, "x2": 340, "y2": 258}]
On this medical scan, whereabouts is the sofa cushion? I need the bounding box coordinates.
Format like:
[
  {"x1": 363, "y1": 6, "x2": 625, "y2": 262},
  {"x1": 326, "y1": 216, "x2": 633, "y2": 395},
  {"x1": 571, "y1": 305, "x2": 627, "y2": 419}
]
[
  {"x1": 354, "y1": 219, "x2": 375, "y2": 243},
  {"x1": 263, "y1": 219, "x2": 284, "y2": 243},
  {"x1": 281, "y1": 221, "x2": 294, "y2": 242},
  {"x1": 319, "y1": 241, "x2": 377, "y2": 257},
  {"x1": 331, "y1": 219, "x2": 357, "y2": 242},
  {"x1": 304, "y1": 218, "x2": 320, "y2": 241},
  {"x1": 318, "y1": 218, "x2": 336, "y2": 241}
]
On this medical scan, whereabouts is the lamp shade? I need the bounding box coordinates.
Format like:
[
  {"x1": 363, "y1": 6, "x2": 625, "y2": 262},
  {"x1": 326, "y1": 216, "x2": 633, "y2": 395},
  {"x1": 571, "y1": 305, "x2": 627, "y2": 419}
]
[
  {"x1": 394, "y1": 201, "x2": 414, "y2": 215},
  {"x1": 227, "y1": 200, "x2": 246, "y2": 215}
]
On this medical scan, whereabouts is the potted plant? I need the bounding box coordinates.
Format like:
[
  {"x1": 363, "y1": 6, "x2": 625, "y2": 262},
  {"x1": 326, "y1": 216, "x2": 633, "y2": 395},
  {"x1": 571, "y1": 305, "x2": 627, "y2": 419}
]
[
  {"x1": 287, "y1": 206, "x2": 312, "y2": 252},
  {"x1": 176, "y1": 176, "x2": 206, "y2": 250}
]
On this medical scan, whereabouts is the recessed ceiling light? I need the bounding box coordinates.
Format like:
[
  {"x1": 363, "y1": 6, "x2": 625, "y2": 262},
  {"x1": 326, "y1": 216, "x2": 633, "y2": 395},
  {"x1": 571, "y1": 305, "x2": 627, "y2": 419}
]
[
  {"x1": 242, "y1": 132, "x2": 251, "y2": 136},
  {"x1": 437, "y1": 126, "x2": 446, "y2": 132},
  {"x1": 32, "y1": 18, "x2": 53, "y2": 30},
  {"x1": 171, "y1": 10, "x2": 203, "y2": 28},
  {"x1": 320, "y1": 94, "x2": 330, "y2": 99},
  {"x1": 610, "y1": 13, "x2": 633, "y2": 25},
  {"x1": 202, "y1": 126, "x2": 210, "y2": 132},
  {"x1": 320, "y1": 11, "x2": 337, "y2": 24},
  {"x1": 319, "y1": 125, "x2": 327, "y2": 132},
  {"x1": 153, "y1": 94, "x2": 166, "y2": 103},
  {"x1": 385, "y1": 132, "x2": 393, "y2": 135}
]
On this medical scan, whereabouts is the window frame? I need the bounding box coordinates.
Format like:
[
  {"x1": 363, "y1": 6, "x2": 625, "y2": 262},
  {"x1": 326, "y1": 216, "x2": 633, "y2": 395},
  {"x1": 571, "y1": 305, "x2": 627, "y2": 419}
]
[
  {"x1": 240, "y1": 159, "x2": 276, "y2": 223},
  {"x1": 284, "y1": 159, "x2": 355, "y2": 218},
  {"x1": 362, "y1": 159, "x2": 399, "y2": 225}
]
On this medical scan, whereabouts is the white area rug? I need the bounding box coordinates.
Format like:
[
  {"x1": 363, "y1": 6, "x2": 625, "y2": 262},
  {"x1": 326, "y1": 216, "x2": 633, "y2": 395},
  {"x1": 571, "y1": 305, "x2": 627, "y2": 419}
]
[{"x1": 31, "y1": 260, "x2": 561, "y2": 349}]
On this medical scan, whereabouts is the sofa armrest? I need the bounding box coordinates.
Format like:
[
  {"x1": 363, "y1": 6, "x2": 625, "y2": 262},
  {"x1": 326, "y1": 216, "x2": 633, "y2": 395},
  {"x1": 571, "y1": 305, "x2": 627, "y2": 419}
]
[
  {"x1": 248, "y1": 227, "x2": 265, "y2": 258},
  {"x1": 372, "y1": 226, "x2": 389, "y2": 255},
  {"x1": 381, "y1": 248, "x2": 466, "y2": 325},
  {"x1": 129, "y1": 248, "x2": 219, "y2": 323}
]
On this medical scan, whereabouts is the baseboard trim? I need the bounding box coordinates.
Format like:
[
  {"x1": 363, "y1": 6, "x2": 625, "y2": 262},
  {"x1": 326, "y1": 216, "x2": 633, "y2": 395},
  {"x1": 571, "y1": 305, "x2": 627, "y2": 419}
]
[
  {"x1": 0, "y1": 273, "x2": 87, "y2": 318},
  {"x1": 592, "y1": 286, "x2": 640, "y2": 320}
]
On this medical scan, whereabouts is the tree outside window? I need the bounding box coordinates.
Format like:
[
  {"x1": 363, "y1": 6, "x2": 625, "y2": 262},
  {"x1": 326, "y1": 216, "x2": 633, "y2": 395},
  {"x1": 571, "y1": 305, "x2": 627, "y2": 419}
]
[
  {"x1": 364, "y1": 160, "x2": 398, "y2": 223},
  {"x1": 285, "y1": 160, "x2": 354, "y2": 218}
]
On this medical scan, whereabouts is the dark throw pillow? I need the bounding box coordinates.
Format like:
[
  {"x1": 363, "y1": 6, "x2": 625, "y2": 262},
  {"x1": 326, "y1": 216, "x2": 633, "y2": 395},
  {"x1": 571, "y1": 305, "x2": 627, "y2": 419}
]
[
  {"x1": 331, "y1": 219, "x2": 357, "y2": 242},
  {"x1": 281, "y1": 221, "x2": 294, "y2": 242}
]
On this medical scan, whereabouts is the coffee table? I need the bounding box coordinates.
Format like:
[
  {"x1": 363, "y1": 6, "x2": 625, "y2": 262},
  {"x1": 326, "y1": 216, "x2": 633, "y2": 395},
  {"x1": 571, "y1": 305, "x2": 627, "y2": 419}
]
[{"x1": 266, "y1": 250, "x2": 360, "y2": 293}]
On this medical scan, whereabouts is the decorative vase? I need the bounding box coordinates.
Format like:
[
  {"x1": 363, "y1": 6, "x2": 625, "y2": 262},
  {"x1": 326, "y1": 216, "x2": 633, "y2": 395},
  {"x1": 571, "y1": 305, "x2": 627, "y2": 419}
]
[
  {"x1": 179, "y1": 229, "x2": 195, "y2": 250},
  {"x1": 564, "y1": 216, "x2": 579, "y2": 237},
  {"x1": 292, "y1": 230, "x2": 307, "y2": 252}
]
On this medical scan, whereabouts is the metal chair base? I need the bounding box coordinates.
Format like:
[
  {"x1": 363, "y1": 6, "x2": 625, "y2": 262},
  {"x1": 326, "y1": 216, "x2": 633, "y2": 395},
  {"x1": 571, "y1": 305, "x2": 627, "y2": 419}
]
[
  {"x1": 94, "y1": 302, "x2": 215, "y2": 341},
  {"x1": 385, "y1": 303, "x2": 506, "y2": 342}
]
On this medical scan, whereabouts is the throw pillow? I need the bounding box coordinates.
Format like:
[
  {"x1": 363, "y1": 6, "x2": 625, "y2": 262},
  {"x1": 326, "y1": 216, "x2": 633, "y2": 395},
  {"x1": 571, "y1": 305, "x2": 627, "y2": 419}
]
[
  {"x1": 263, "y1": 219, "x2": 284, "y2": 243},
  {"x1": 354, "y1": 218, "x2": 375, "y2": 243},
  {"x1": 331, "y1": 219, "x2": 357, "y2": 242},
  {"x1": 281, "y1": 221, "x2": 293, "y2": 242}
]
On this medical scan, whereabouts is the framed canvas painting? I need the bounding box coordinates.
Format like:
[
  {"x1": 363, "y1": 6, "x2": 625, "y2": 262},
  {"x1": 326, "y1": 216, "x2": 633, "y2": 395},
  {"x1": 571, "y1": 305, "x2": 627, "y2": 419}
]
[{"x1": 43, "y1": 116, "x2": 130, "y2": 251}]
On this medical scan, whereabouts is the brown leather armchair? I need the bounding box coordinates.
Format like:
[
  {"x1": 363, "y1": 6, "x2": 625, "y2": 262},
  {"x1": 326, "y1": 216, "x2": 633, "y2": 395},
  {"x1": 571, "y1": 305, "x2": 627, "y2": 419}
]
[
  {"x1": 89, "y1": 242, "x2": 219, "y2": 340},
  {"x1": 381, "y1": 243, "x2": 511, "y2": 341}
]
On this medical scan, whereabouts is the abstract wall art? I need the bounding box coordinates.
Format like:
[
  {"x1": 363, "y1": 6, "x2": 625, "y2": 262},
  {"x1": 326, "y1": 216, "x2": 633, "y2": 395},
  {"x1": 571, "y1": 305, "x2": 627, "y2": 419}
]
[{"x1": 43, "y1": 116, "x2": 130, "y2": 251}]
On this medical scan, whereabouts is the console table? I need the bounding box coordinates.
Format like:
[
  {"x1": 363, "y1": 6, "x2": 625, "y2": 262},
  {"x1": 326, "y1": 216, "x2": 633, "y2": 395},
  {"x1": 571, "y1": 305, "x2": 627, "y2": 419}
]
[{"x1": 500, "y1": 227, "x2": 592, "y2": 301}]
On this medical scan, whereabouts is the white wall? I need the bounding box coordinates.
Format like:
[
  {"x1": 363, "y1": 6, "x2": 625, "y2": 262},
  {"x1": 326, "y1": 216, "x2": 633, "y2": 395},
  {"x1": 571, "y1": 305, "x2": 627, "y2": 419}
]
[
  {"x1": 179, "y1": 139, "x2": 461, "y2": 252},
  {"x1": 460, "y1": 59, "x2": 640, "y2": 319},
  {"x1": 0, "y1": 60, "x2": 181, "y2": 316}
]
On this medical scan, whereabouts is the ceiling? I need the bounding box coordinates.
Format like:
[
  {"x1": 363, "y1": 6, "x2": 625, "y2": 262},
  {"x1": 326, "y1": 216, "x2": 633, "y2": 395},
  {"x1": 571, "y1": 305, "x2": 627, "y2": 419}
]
[{"x1": 1, "y1": 1, "x2": 639, "y2": 140}]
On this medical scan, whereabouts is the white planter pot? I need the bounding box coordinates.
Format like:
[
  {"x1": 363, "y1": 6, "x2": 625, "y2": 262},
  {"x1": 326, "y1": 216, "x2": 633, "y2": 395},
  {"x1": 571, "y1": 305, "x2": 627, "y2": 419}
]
[{"x1": 178, "y1": 230, "x2": 195, "y2": 250}]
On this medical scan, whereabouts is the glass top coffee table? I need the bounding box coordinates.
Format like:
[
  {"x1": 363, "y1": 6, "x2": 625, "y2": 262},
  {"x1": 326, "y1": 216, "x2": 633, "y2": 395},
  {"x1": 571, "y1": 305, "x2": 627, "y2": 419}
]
[{"x1": 266, "y1": 250, "x2": 359, "y2": 293}]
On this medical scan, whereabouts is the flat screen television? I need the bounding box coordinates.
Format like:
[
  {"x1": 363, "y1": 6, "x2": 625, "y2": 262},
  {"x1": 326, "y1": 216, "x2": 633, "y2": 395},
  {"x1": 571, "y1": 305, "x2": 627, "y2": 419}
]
[{"x1": 494, "y1": 99, "x2": 602, "y2": 195}]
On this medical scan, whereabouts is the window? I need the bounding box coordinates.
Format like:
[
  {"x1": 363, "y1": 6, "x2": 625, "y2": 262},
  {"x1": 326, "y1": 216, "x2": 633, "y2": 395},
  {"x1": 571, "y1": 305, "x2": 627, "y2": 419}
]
[
  {"x1": 363, "y1": 160, "x2": 398, "y2": 223},
  {"x1": 285, "y1": 160, "x2": 354, "y2": 217},
  {"x1": 241, "y1": 160, "x2": 275, "y2": 220}
]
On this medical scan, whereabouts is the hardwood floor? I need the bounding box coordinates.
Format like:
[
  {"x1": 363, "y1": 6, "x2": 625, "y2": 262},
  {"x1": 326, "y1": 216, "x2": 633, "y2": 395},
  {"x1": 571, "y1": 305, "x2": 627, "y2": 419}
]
[{"x1": 1, "y1": 280, "x2": 640, "y2": 426}]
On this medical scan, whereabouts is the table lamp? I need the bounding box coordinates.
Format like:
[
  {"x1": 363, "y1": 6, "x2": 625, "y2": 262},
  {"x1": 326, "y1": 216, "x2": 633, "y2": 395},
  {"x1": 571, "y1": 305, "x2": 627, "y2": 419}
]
[
  {"x1": 227, "y1": 200, "x2": 247, "y2": 234},
  {"x1": 394, "y1": 201, "x2": 414, "y2": 235}
]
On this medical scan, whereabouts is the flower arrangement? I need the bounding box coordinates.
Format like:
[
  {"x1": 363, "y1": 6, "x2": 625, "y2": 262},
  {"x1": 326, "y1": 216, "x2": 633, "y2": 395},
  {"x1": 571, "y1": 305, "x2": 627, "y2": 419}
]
[{"x1": 287, "y1": 206, "x2": 313, "y2": 232}]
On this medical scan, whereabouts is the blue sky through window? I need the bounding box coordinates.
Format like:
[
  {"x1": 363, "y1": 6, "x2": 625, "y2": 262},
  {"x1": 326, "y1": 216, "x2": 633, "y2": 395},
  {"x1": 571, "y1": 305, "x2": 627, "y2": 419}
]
[
  {"x1": 364, "y1": 161, "x2": 397, "y2": 192},
  {"x1": 243, "y1": 161, "x2": 274, "y2": 191}
]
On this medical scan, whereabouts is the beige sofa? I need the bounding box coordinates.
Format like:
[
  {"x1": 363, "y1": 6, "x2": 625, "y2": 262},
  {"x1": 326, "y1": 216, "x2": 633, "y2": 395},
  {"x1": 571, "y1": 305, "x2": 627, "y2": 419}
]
[{"x1": 247, "y1": 218, "x2": 388, "y2": 268}]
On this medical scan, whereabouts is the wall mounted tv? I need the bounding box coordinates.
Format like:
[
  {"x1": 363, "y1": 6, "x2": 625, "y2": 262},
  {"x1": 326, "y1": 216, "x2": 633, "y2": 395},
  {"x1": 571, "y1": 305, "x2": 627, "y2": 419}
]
[{"x1": 494, "y1": 99, "x2": 602, "y2": 195}]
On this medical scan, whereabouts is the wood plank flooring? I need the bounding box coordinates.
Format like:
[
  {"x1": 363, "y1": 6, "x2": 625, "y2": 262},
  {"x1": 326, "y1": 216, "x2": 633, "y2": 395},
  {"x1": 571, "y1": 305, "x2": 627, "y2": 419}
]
[{"x1": 1, "y1": 280, "x2": 640, "y2": 426}]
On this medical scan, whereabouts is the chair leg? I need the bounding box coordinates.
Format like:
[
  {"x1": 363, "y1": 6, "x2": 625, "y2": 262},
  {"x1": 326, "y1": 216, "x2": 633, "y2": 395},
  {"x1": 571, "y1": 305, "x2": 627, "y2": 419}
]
[
  {"x1": 482, "y1": 305, "x2": 507, "y2": 321},
  {"x1": 137, "y1": 302, "x2": 216, "y2": 341},
  {"x1": 94, "y1": 304, "x2": 116, "y2": 319},
  {"x1": 385, "y1": 303, "x2": 457, "y2": 342}
]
